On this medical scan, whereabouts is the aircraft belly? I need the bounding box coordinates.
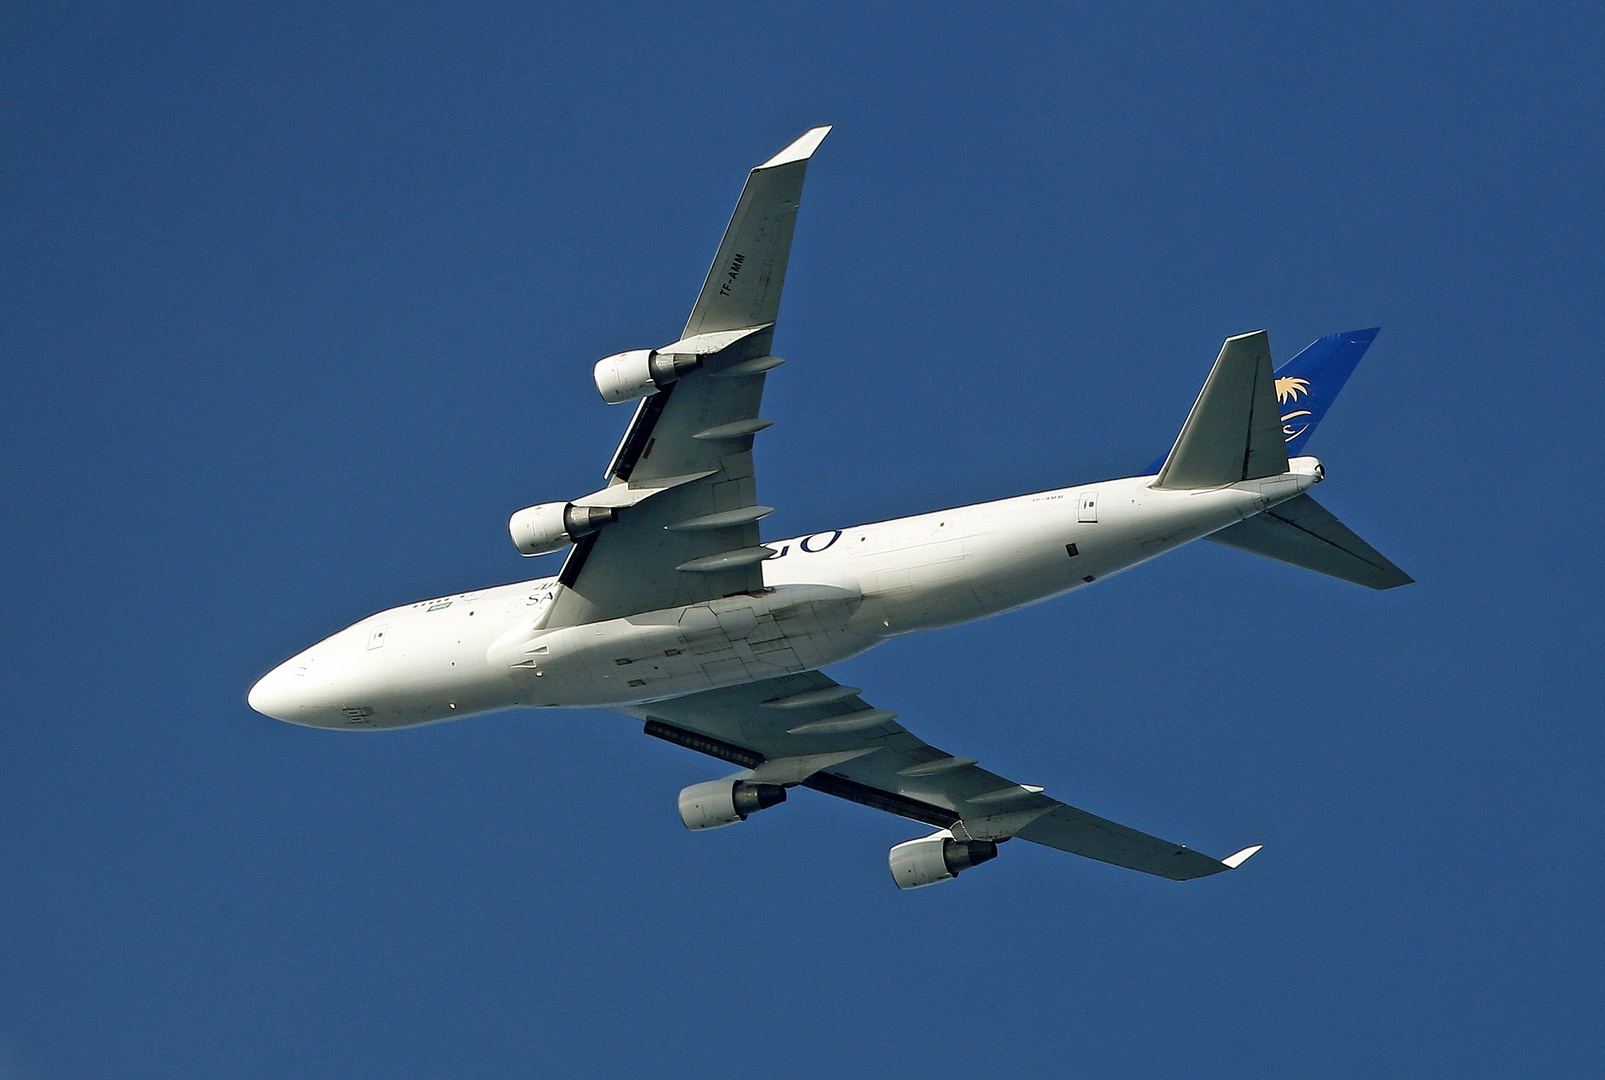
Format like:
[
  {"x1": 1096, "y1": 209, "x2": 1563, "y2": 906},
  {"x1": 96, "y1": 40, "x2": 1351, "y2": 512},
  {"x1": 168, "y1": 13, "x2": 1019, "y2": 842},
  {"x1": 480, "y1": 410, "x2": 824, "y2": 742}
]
[
  {"x1": 498, "y1": 583, "x2": 876, "y2": 708},
  {"x1": 848, "y1": 498, "x2": 1088, "y2": 633},
  {"x1": 322, "y1": 486, "x2": 1264, "y2": 724},
  {"x1": 840, "y1": 480, "x2": 1265, "y2": 632}
]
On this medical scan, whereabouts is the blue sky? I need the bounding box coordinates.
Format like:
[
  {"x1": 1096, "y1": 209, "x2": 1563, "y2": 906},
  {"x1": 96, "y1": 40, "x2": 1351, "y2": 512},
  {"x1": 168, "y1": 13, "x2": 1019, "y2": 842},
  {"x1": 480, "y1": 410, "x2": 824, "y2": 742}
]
[{"x1": 3, "y1": 3, "x2": 1601, "y2": 1077}]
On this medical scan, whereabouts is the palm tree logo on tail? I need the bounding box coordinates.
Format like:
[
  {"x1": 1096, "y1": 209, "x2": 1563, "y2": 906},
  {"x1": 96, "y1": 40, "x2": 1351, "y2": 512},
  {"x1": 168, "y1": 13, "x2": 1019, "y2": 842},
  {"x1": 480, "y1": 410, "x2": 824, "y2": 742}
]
[{"x1": 1276, "y1": 377, "x2": 1313, "y2": 442}]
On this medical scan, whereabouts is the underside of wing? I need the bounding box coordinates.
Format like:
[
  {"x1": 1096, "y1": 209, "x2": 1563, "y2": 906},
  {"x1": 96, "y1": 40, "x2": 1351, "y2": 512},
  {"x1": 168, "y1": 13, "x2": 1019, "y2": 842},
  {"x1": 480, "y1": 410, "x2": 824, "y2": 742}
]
[
  {"x1": 682, "y1": 126, "x2": 829, "y2": 338},
  {"x1": 546, "y1": 129, "x2": 830, "y2": 628},
  {"x1": 623, "y1": 672, "x2": 1256, "y2": 883},
  {"x1": 551, "y1": 330, "x2": 777, "y2": 625}
]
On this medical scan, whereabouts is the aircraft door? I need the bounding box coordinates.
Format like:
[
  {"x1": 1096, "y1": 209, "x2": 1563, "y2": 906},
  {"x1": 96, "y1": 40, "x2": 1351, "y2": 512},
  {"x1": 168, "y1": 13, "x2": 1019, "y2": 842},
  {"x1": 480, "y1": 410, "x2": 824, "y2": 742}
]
[{"x1": 1077, "y1": 491, "x2": 1099, "y2": 523}]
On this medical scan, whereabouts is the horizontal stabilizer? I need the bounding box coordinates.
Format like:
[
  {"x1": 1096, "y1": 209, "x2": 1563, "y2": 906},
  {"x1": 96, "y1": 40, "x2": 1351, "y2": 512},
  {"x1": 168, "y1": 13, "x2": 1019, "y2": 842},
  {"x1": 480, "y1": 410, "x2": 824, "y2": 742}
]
[
  {"x1": 1208, "y1": 493, "x2": 1413, "y2": 589},
  {"x1": 1155, "y1": 330, "x2": 1290, "y2": 489}
]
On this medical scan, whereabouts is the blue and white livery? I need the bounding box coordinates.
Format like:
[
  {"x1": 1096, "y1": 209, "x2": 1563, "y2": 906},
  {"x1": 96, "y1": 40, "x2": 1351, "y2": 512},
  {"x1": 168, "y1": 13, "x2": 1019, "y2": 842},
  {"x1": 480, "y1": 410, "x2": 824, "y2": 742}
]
[{"x1": 250, "y1": 128, "x2": 1410, "y2": 889}]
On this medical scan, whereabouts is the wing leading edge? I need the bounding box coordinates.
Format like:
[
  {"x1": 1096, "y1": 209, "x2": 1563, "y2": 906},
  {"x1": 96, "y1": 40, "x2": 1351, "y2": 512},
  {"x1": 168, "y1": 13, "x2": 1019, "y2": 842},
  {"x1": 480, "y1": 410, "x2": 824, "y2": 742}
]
[{"x1": 624, "y1": 672, "x2": 1258, "y2": 882}]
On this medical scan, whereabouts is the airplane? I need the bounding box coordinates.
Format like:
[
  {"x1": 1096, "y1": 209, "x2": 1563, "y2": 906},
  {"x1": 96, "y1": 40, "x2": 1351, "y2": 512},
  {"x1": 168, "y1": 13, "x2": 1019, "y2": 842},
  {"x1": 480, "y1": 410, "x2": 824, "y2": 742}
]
[{"x1": 248, "y1": 126, "x2": 1411, "y2": 890}]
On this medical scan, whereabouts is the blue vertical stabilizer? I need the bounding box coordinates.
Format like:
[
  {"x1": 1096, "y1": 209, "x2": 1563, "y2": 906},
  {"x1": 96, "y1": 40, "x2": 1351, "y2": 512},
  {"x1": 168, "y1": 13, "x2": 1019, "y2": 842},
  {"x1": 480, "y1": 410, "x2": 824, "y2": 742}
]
[{"x1": 1272, "y1": 327, "x2": 1378, "y2": 456}]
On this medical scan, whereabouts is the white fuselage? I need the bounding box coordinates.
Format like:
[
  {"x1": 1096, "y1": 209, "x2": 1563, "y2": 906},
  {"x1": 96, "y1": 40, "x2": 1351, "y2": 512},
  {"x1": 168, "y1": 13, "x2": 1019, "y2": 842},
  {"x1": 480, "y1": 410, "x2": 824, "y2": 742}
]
[{"x1": 248, "y1": 461, "x2": 1322, "y2": 729}]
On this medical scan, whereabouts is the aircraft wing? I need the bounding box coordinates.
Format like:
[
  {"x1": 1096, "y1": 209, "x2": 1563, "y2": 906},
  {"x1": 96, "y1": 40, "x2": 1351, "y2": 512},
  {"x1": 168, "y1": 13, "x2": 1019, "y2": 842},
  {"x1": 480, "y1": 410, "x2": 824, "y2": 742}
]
[
  {"x1": 547, "y1": 127, "x2": 830, "y2": 629},
  {"x1": 624, "y1": 671, "x2": 1258, "y2": 881}
]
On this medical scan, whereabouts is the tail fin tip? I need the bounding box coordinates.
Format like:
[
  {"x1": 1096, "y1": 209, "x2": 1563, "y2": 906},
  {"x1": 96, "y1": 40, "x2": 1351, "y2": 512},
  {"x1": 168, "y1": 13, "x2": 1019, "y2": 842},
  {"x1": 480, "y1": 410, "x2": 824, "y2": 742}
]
[{"x1": 1275, "y1": 327, "x2": 1381, "y2": 456}]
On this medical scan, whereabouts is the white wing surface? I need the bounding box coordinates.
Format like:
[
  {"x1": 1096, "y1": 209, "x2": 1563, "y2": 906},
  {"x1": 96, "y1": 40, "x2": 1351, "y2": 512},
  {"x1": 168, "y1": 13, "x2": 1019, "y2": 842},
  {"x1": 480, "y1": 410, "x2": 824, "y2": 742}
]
[
  {"x1": 623, "y1": 671, "x2": 1255, "y2": 881},
  {"x1": 548, "y1": 128, "x2": 830, "y2": 628}
]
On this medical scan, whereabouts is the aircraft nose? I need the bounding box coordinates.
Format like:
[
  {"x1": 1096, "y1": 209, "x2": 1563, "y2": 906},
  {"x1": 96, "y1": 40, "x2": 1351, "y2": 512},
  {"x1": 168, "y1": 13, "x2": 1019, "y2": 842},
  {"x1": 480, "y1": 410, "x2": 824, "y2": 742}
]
[
  {"x1": 247, "y1": 663, "x2": 301, "y2": 721},
  {"x1": 248, "y1": 639, "x2": 376, "y2": 727}
]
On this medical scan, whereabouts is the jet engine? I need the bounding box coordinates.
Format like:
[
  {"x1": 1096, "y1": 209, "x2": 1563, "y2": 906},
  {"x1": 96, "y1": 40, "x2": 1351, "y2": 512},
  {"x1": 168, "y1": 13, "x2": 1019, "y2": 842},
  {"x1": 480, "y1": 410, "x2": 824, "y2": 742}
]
[
  {"x1": 507, "y1": 502, "x2": 617, "y2": 556},
  {"x1": 594, "y1": 348, "x2": 701, "y2": 405},
  {"x1": 888, "y1": 831, "x2": 999, "y2": 889},
  {"x1": 678, "y1": 778, "x2": 788, "y2": 830}
]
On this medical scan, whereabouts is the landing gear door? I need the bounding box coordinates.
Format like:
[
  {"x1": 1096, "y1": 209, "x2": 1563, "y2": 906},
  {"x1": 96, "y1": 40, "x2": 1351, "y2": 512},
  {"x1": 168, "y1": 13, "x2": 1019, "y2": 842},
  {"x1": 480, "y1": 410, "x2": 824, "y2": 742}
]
[{"x1": 1077, "y1": 491, "x2": 1098, "y2": 523}]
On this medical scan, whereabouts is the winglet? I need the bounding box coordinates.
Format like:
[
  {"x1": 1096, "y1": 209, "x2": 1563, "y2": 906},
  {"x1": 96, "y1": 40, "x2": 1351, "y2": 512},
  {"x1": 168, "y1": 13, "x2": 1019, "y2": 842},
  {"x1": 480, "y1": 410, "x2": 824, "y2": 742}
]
[
  {"x1": 758, "y1": 126, "x2": 832, "y2": 169},
  {"x1": 1221, "y1": 844, "x2": 1263, "y2": 869}
]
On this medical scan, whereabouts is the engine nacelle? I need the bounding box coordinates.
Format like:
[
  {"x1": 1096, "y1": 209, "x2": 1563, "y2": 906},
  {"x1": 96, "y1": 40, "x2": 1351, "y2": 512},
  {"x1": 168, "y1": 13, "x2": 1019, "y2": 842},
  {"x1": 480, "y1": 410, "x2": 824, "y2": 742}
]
[
  {"x1": 678, "y1": 779, "x2": 787, "y2": 830},
  {"x1": 888, "y1": 831, "x2": 999, "y2": 889},
  {"x1": 507, "y1": 501, "x2": 617, "y2": 556},
  {"x1": 594, "y1": 348, "x2": 701, "y2": 405}
]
